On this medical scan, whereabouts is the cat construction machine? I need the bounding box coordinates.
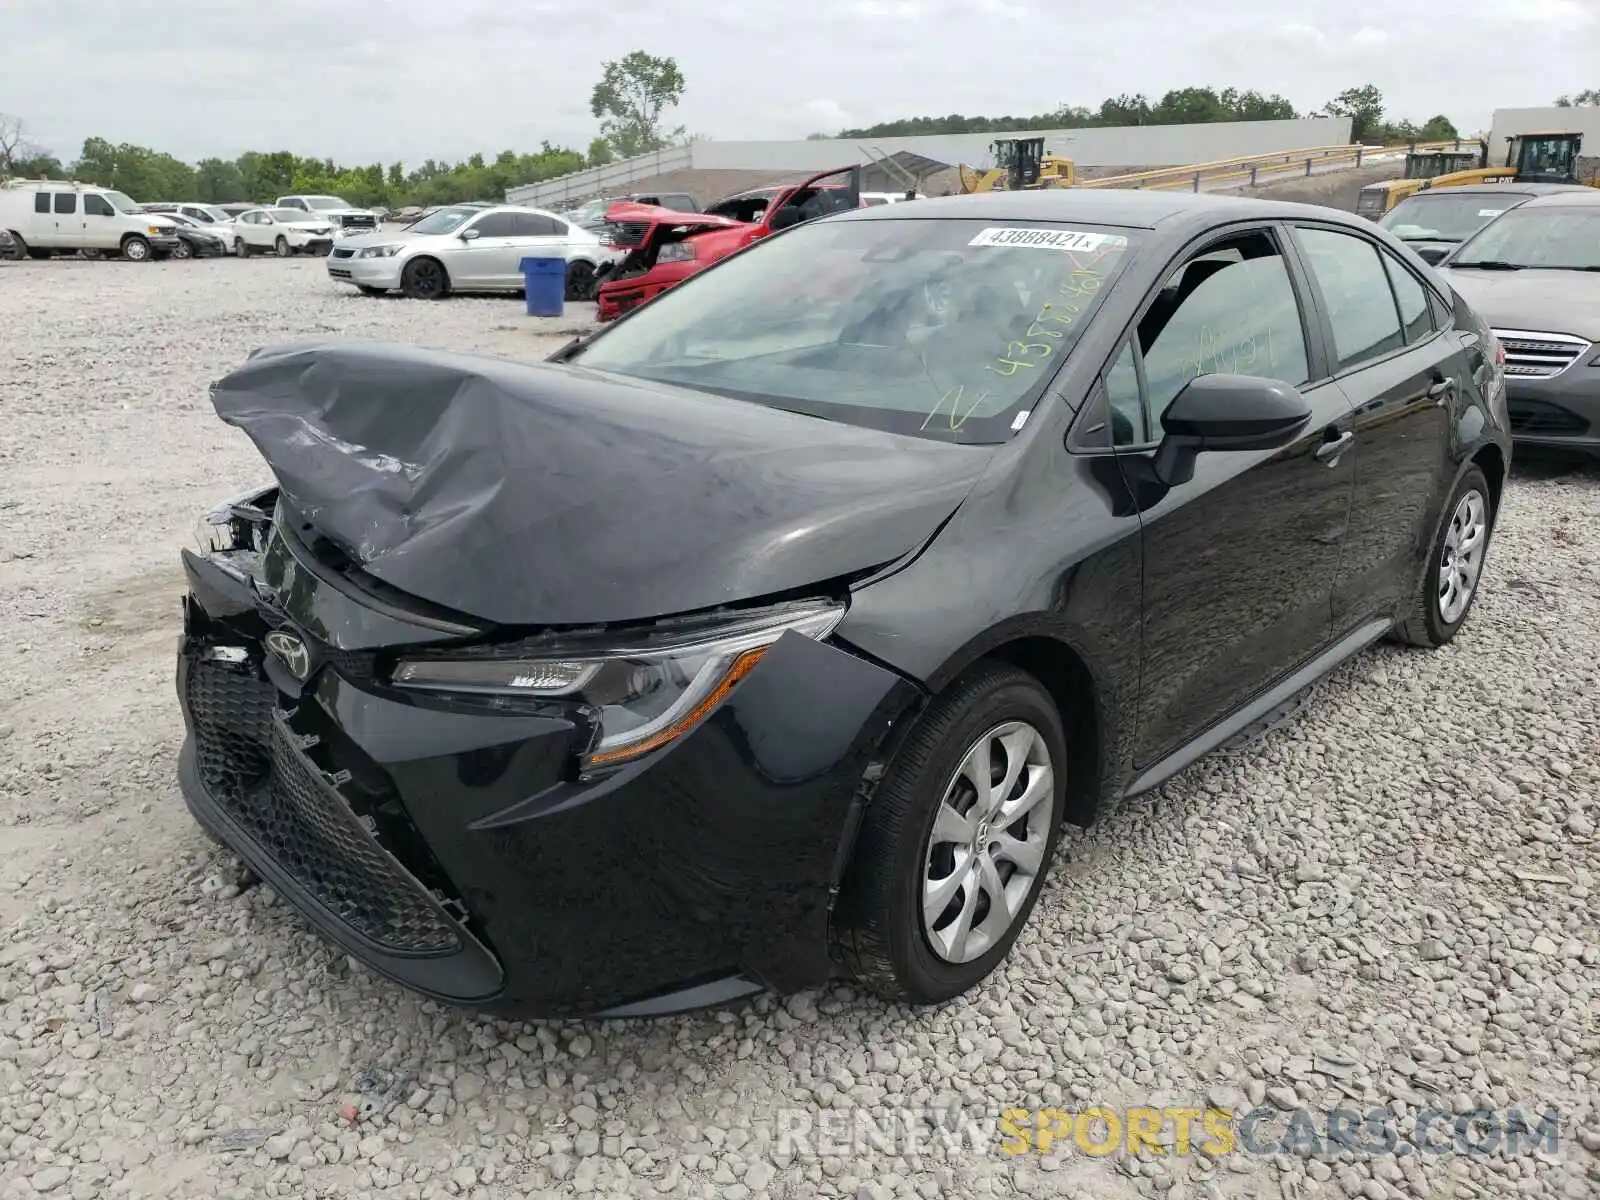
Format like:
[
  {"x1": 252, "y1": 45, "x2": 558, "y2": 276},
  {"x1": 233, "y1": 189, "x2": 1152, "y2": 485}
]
[
  {"x1": 958, "y1": 137, "x2": 1076, "y2": 193},
  {"x1": 1418, "y1": 131, "x2": 1598, "y2": 193}
]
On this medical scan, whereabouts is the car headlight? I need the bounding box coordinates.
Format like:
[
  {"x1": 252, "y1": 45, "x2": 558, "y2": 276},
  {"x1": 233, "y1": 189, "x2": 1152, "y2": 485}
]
[
  {"x1": 357, "y1": 244, "x2": 404, "y2": 258},
  {"x1": 656, "y1": 242, "x2": 696, "y2": 264},
  {"x1": 192, "y1": 486, "x2": 276, "y2": 556},
  {"x1": 391, "y1": 600, "x2": 845, "y2": 769}
]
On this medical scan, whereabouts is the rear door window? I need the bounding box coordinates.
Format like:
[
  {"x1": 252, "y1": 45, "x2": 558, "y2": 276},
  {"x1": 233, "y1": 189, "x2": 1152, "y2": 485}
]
[
  {"x1": 1380, "y1": 252, "x2": 1435, "y2": 345},
  {"x1": 34, "y1": 192, "x2": 51, "y2": 213},
  {"x1": 54, "y1": 193, "x2": 77, "y2": 215},
  {"x1": 1292, "y1": 227, "x2": 1405, "y2": 371}
]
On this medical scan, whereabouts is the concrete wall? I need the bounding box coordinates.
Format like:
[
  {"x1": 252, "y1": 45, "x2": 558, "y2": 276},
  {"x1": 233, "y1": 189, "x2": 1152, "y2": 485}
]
[
  {"x1": 509, "y1": 116, "x2": 1354, "y2": 207},
  {"x1": 692, "y1": 117, "x2": 1352, "y2": 172},
  {"x1": 1487, "y1": 106, "x2": 1600, "y2": 166}
]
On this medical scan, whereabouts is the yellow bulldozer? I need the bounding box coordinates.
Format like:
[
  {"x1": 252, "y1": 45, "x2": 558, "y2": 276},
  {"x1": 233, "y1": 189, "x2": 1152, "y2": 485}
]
[{"x1": 958, "y1": 137, "x2": 1076, "y2": 193}]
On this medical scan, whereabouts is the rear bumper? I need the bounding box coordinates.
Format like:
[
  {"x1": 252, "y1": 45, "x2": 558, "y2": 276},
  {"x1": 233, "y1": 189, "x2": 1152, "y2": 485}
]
[
  {"x1": 1506, "y1": 373, "x2": 1600, "y2": 456},
  {"x1": 174, "y1": 549, "x2": 921, "y2": 1016}
]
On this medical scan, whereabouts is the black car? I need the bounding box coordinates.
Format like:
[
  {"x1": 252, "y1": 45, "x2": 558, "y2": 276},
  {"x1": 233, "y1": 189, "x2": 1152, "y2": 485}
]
[
  {"x1": 177, "y1": 191, "x2": 1510, "y2": 1017},
  {"x1": 152, "y1": 211, "x2": 230, "y2": 259}
]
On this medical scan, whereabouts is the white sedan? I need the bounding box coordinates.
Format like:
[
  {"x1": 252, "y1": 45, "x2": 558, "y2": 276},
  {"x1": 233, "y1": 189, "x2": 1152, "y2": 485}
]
[{"x1": 229, "y1": 207, "x2": 337, "y2": 257}]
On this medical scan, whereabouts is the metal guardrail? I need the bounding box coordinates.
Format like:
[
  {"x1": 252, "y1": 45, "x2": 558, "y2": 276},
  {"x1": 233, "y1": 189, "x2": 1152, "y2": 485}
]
[{"x1": 1077, "y1": 140, "x2": 1480, "y2": 193}]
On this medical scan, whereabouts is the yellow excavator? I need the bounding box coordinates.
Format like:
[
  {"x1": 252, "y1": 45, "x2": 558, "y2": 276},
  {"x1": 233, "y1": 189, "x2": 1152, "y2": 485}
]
[
  {"x1": 1355, "y1": 147, "x2": 1485, "y2": 218},
  {"x1": 958, "y1": 138, "x2": 1076, "y2": 193},
  {"x1": 1418, "y1": 132, "x2": 1599, "y2": 193}
]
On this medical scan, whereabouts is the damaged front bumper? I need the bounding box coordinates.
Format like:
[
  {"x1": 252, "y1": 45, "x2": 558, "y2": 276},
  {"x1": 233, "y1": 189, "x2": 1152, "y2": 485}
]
[{"x1": 174, "y1": 508, "x2": 921, "y2": 1016}]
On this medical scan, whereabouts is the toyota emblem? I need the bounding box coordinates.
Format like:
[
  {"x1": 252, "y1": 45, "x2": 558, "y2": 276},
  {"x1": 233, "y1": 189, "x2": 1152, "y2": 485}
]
[{"x1": 264, "y1": 630, "x2": 312, "y2": 681}]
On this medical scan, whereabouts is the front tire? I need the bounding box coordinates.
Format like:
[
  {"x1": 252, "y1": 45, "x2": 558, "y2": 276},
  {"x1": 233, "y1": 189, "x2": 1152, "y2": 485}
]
[
  {"x1": 400, "y1": 256, "x2": 449, "y2": 300},
  {"x1": 234, "y1": 238, "x2": 250, "y2": 258},
  {"x1": 274, "y1": 236, "x2": 291, "y2": 258},
  {"x1": 172, "y1": 240, "x2": 193, "y2": 260},
  {"x1": 834, "y1": 663, "x2": 1067, "y2": 1004},
  {"x1": 565, "y1": 260, "x2": 597, "y2": 301},
  {"x1": 121, "y1": 235, "x2": 151, "y2": 262},
  {"x1": 1392, "y1": 464, "x2": 1494, "y2": 648}
]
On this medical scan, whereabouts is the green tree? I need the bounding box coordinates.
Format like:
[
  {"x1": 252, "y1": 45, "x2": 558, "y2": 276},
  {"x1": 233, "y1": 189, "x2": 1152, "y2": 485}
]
[
  {"x1": 1319, "y1": 84, "x2": 1386, "y2": 142},
  {"x1": 1417, "y1": 115, "x2": 1460, "y2": 140},
  {"x1": 586, "y1": 137, "x2": 615, "y2": 166},
  {"x1": 589, "y1": 50, "x2": 687, "y2": 159},
  {"x1": 1220, "y1": 88, "x2": 1298, "y2": 121},
  {"x1": 1554, "y1": 88, "x2": 1599, "y2": 106}
]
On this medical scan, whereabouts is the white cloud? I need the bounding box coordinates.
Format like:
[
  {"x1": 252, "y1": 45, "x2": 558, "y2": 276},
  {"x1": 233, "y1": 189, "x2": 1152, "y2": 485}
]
[
  {"x1": 853, "y1": 0, "x2": 924, "y2": 17},
  {"x1": 803, "y1": 99, "x2": 854, "y2": 130},
  {"x1": 1350, "y1": 27, "x2": 1391, "y2": 48}
]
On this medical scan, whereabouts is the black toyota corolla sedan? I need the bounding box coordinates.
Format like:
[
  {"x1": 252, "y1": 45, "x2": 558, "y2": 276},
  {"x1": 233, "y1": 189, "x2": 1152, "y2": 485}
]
[{"x1": 177, "y1": 190, "x2": 1510, "y2": 1017}]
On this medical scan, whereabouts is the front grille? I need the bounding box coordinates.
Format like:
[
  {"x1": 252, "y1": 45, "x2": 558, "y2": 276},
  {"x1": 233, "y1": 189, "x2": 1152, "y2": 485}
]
[
  {"x1": 329, "y1": 268, "x2": 352, "y2": 279},
  {"x1": 330, "y1": 247, "x2": 355, "y2": 259},
  {"x1": 185, "y1": 657, "x2": 461, "y2": 955},
  {"x1": 1507, "y1": 397, "x2": 1590, "y2": 437},
  {"x1": 1494, "y1": 330, "x2": 1590, "y2": 378}
]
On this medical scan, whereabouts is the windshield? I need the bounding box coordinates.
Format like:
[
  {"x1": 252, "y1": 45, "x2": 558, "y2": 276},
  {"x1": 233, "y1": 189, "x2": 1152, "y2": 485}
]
[
  {"x1": 102, "y1": 191, "x2": 140, "y2": 214},
  {"x1": 302, "y1": 197, "x2": 347, "y2": 210},
  {"x1": 574, "y1": 217, "x2": 1140, "y2": 444},
  {"x1": 1380, "y1": 194, "x2": 1526, "y2": 242},
  {"x1": 567, "y1": 199, "x2": 609, "y2": 226},
  {"x1": 163, "y1": 212, "x2": 194, "y2": 226},
  {"x1": 197, "y1": 206, "x2": 231, "y2": 222},
  {"x1": 269, "y1": 207, "x2": 313, "y2": 221},
  {"x1": 406, "y1": 206, "x2": 477, "y2": 234},
  {"x1": 1450, "y1": 206, "x2": 1600, "y2": 270}
]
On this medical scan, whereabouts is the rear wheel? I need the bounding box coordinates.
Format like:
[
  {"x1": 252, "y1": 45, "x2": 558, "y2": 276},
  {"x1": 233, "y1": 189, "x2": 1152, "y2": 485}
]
[
  {"x1": 834, "y1": 662, "x2": 1067, "y2": 1004},
  {"x1": 565, "y1": 260, "x2": 597, "y2": 301},
  {"x1": 2, "y1": 233, "x2": 25, "y2": 261},
  {"x1": 274, "y1": 236, "x2": 291, "y2": 258},
  {"x1": 121, "y1": 235, "x2": 151, "y2": 262},
  {"x1": 1392, "y1": 464, "x2": 1493, "y2": 648},
  {"x1": 400, "y1": 256, "x2": 449, "y2": 300}
]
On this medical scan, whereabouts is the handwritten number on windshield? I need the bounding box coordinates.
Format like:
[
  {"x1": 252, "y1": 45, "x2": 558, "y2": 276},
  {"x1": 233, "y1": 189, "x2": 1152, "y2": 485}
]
[{"x1": 922, "y1": 384, "x2": 993, "y2": 432}]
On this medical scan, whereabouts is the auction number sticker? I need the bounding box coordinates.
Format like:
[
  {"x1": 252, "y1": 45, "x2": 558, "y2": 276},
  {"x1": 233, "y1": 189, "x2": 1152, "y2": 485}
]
[
  {"x1": 1477, "y1": 208, "x2": 1509, "y2": 217},
  {"x1": 969, "y1": 227, "x2": 1127, "y2": 252}
]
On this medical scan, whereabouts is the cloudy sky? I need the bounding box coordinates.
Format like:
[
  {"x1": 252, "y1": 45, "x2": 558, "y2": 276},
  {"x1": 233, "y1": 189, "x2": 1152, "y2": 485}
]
[{"x1": 5, "y1": 0, "x2": 1597, "y2": 167}]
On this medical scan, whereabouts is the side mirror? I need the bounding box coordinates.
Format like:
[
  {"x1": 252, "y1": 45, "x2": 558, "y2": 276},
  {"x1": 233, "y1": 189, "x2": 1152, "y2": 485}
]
[
  {"x1": 1152, "y1": 374, "x2": 1313, "y2": 487},
  {"x1": 768, "y1": 206, "x2": 803, "y2": 231},
  {"x1": 460, "y1": 227, "x2": 480, "y2": 241}
]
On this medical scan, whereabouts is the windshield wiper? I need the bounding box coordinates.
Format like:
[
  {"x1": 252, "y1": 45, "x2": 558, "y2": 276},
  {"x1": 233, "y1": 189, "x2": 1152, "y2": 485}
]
[{"x1": 1448, "y1": 260, "x2": 1523, "y2": 270}]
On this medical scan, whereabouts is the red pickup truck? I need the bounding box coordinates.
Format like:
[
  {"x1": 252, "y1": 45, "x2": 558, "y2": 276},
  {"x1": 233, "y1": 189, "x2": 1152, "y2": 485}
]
[{"x1": 595, "y1": 166, "x2": 863, "y2": 322}]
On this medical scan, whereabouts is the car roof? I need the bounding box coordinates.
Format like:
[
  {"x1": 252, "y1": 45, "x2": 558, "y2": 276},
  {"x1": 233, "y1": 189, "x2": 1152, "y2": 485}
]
[
  {"x1": 1512, "y1": 190, "x2": 1600, "y2": 209},
  {"x1": 842, "y1": 188, "x2": 1374, "y2": 230}
]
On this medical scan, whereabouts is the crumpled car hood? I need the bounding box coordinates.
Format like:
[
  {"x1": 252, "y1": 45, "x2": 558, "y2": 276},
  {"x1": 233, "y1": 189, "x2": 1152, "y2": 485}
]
[
  {"x1": 603, "y1": 202, "x2": 747, "y2": 235},
  {"x1": 210, "y1": 343, "x2": 994, "y2": 627}
]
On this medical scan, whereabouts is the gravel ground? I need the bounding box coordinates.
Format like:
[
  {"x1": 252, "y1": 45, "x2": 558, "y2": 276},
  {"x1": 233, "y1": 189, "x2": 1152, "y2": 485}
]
[{"x1": 1, "y1": 256, "x2": 1598, "y2": 1200}]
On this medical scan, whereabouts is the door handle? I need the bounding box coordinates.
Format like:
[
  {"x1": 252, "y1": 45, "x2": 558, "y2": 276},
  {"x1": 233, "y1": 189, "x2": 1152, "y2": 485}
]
[
  {"x1": 1314, "y1": 430, "x2": 1354, "y2": 464},
  {"x1": 1427, "y1": 375, "x2": 1456, "y2": 402}
]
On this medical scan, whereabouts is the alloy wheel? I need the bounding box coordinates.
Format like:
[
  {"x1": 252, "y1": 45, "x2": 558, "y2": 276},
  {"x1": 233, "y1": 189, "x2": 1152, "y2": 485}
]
[
  {"x1": 123, "y1": 237, "x2": 149, "y2": 262},
  {"x1": 1438, "y1": 490, "x2": 1487, "y2": 625},
  {"x1": 173, "y1": 240, "x2": 193, "y2": 259},
  {"x1": 275, "y1": 236, "x2": 291, "y2": 257},
  {"x1": 922, "y1": 720, "x2": 1055, "y2": 964}
]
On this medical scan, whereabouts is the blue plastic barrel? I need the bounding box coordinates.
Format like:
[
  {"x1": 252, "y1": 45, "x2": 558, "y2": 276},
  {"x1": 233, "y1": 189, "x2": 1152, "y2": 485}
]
[{"x1": 520, "y1": 256, "x2": 566, "y2": 317}]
